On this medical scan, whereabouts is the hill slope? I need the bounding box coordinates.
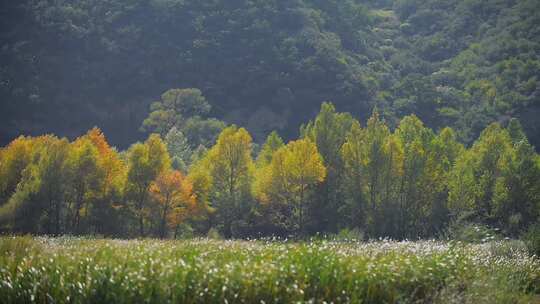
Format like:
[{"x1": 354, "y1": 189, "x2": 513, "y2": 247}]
[{"x1": 1, "y1": 0, "x2": 538, "y2": 147}]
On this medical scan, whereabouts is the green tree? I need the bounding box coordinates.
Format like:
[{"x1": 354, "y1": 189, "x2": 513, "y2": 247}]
[
  {"x1": 341, "y1": 120, "x2": 367, "y2": 228},
  {"x1": 424, "y1": 127, "x2": 463, "y2": 234},
  {"x1": 379, "y1": 133, "x2": 405, "y2": 237},
  {"x1": 301, "y1": 102, "x2": 354, "y2": 232},
  {"x1": 491, "y1": 120, "x2": 540, "y2": 234},
  {"x1": 165, "y1": 127, "x2": 192, "y2": 172},
  {"x1": 142, "y1": 88, "x2": 211, "y2": 136},
  {"x1": 394, "y1": 115, "x2": 434, "y2": 237},
  {"x1": 359, "y1": 109, "x2": 392, "y2": 235},
  {"x1": 141, "y1": 88, "x2": 225, "y2": 148},
  {"x1": 448, "y1": 123, "x2": 513, "y2": 223},
  {"x1": 255, "y1": 131, "x2": 285, "y2": 167}
]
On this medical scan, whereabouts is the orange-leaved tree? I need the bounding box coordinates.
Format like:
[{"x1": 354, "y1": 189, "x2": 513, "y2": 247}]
[
  {"x1": 150, "y1": 169, "x2": 196, "y2": 238},
  {"x1": 86, "y1": 127, "x2": 127, "y2": 235}
]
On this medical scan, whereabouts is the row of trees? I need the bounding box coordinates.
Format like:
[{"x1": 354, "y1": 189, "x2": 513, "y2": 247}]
[
  {"x1": 0, "y1": 129, "x2": 200, "y2": 237},
  {"x1": 1, "y1": 103, "x2": 538, "y2": 238}
]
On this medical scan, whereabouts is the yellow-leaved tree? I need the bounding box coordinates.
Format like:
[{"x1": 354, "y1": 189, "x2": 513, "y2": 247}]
[
  {"x1": 65, "y1": 135, "x2": 103, "y2": 234},
  {"x1": 189, "y1": 126, "x2": 254, "y2": 238},
  {"x1": 126, "y1": 134, "x2": 171, "y2": 236},
  {"x1": 255, "y1": 138, "x2": 326, "y2": 234},
  {"x1": 0, "y1": 136, "x2": 35, "y2": 206}
]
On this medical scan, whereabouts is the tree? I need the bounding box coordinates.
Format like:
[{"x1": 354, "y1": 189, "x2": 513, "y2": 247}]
[
  {"x1": 342, "y1": 110, "x2": 409, "y2": 237},
  {"x1": 186, "y1": 152, "x2": 214, "y2": 232},
  {"x1": 165, "y1": 127, "x2": 192, "y2": 172},
  {"x1": 379, "y1": 133, "x2": 404, "y2": 237},
  {"x1": 126, "y1": 134, "x2": 170, "y2": 236},
  {"x1": 255, "y1": 131, "x2": 285, "y2": 167},
  {"x1": 301, "y1": 102, "x2": 354, "y2": 232},
  {"x1": 182, "y1": 117, "x2": 227, "y2": 149},
  {"x1": 341, "y1": 120, "x2": 367, "y2": 228},
  {"x1": 255, "y1": 138, "x2": 326, "y2": 235},
  {"x1": 492, "y1": 139, "x2": 540, "y2": 235},
  {"x1": 448, "y1": 123, "x2": 513, "y2": 223},
  {"x1": 394, "y1": 115, "x2": 434, "y2": 237},
  {"x1": 141, "y1": 88, "x2": 211, "y2": 136},
  {"x1": 423, "y1": 127, "x2": 463, "y2": 234},
  {"x1": 149, "y1": 170, "x2": 196, "y2": 238},
  {"x1": 191, "y1": 126, "x2": 254, "y2": 237},
  {"x1": 86, "y1": 127, "x2": 127, "y2": 236},
  {"x1": 141, "y1": 88, "x2": 225, "y2": 148},
  {"x1": 65, "y1": 136, "x2": 103, "y2": 234},
  {"x1": 0, "y1": 136, "x2": 34, "y2": 206},
  {"x1": 358, "y1": 109, "x2": 392, "y2": 235},
  {"x1": 490, "y1": 120, "x2": 540, "y2": 234},
  {"x1": 252, "y1": 131, "x2": 286, "y2": 235},
  {"x1": 448, "y1": 121, "x2": 540, "y2": 235},
  {"x1": 0, "y1": 136, "x2": 70, "y2": 234}
]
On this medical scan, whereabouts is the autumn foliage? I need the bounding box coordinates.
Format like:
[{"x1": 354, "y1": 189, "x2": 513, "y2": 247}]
[
  {"x1": 0, "y1": 103, "x2": 539, "y2": 239},
  {"x1": 149, "y1": 170, "x2": 196, "y2": 238}
]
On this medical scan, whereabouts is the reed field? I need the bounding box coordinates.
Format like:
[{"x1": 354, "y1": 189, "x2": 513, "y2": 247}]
[{"x1": 0, "y1": 237, "x2": 539, "y2": 303}]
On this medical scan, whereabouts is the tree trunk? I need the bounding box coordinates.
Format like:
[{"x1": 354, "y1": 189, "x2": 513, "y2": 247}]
[
  {"x1": 139, "y1": 215, "x2": 144, "y2": 237},
  {"x1": 174, "y1": 225, "x2": 179, "y2": 239},
  {"x1": 299, "y1": 185, "x2": 305, "y2": 236},
  {"x1": 159, "y1": 204, "x2": 169, "y2": 239},
  {"x1": 55, "y1": 199, "x2": 61, "y2": 236}
]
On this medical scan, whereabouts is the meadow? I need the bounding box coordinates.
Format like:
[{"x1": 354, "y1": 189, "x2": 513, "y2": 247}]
[{"x1": 0, "y1": 237, "x2": 539, "y2": 304}]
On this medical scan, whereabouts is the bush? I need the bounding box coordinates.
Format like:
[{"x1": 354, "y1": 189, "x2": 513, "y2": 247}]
[
  {"x1": 444, "y1": 221, "x2": 501, "y2": 243},
  {"x1": 488, "y1": 240, "x2": 528, "y2": 258},
  {"x1": 333, "y1": 228, "x2": 365, "y2": 242},
  {"x1": 173, "y1": 223, "x2": 194, "y2": 239},
  {"x1": 522, "y1": 222, "x2": 540, "y2": 256},
  {"x1": 206, "y1": 227, "x2": 222, "y2": 239}
]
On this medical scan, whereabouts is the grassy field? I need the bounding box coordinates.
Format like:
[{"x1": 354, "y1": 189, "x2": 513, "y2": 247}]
[{"x1": 0, "y1": 237, "x2": 538, "y2": 303}]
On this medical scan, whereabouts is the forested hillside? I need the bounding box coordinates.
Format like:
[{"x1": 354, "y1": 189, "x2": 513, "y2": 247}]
[{"x1": 1, "y1": 0, "x2": 539, "y2": 148}]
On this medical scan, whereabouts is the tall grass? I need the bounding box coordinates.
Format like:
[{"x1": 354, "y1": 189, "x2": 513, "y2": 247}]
[{"x1": 0, "y1": 237, "x2": 538, "y2": 303}]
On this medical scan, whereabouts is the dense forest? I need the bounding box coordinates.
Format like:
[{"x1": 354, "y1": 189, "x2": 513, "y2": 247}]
[
  {"x1": 2, "y1": 2, "x2": 540, "y2": 303},
  {"x1": 1, "y1": 0, "x2": 539, "y2": 149},
  {"x1": 1, "y1": 97, "x2": 538, "y2": 239}
]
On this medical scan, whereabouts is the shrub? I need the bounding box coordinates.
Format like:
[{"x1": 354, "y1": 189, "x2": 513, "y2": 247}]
[
  {"x1": 206, "y1": 227, "x2": 222, "y2": 239},
  {"x1": 444, "y1": 221, "x2": 501, "y2": 243},
  {"x1": 334, "y1": 227, "x2": 365, "y2": 242},
  {"x1": 522, "y1": 222, "x2": 540, "y2": 256}
]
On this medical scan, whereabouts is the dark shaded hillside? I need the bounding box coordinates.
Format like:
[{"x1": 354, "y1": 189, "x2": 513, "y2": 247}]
[{"x1": 1, "y1": 0, "x2": 539, "y2": 148}]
